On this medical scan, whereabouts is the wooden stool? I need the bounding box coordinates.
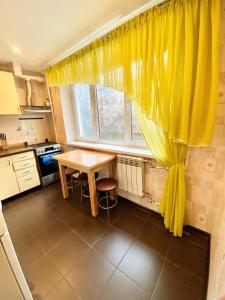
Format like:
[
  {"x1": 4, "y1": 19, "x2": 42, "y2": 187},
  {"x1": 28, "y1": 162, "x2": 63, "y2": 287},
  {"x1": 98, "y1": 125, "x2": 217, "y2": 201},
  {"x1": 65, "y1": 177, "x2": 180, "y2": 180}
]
[
  {"x1": 78, "y1": 172, "x2": 99, "y2": 198},
  {"x1": 65, "y1": 167, "x2": 80, "y2": 193},
  {"x1": 96, "y1": 178, "x2": 118, "y2": 220}
]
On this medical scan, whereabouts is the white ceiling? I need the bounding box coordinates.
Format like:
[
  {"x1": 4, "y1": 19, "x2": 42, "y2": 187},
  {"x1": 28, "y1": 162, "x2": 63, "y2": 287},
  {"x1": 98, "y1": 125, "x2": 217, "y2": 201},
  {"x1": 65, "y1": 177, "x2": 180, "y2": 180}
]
[{"x1": 0, "y1": 0, "x2": 150, "y2": 72}]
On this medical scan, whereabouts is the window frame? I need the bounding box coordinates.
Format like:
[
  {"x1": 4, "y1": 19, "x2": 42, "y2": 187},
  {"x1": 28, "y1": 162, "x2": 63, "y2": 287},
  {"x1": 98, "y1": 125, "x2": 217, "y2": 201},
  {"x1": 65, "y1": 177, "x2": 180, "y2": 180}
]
[{"x1": 71, "y1": 84, "x2": 146, "y2": 148}]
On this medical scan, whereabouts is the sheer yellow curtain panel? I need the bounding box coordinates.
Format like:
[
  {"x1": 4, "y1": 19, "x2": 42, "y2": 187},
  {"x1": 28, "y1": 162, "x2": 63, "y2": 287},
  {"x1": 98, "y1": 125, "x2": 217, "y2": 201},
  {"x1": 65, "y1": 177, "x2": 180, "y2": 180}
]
[
  {"x1": 46, "y1": 0, "x2": 220, "y2": 146},
  {"x1": 135, "y1": 104, "x2": 188, "y2": 237}
]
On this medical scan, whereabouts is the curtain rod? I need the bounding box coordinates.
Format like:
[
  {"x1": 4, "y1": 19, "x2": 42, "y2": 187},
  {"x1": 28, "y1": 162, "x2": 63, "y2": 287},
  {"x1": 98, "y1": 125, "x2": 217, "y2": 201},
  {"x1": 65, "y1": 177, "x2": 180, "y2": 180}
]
[{"x1": 46, "y1": 0, "x2": 167, "y2": 68}]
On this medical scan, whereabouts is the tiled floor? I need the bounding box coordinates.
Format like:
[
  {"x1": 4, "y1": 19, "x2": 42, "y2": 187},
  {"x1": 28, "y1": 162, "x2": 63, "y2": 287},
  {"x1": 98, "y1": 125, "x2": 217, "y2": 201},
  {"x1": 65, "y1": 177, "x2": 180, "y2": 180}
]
[{"x1": 2, "y1": 183, "x2": 209, "y2": 300}]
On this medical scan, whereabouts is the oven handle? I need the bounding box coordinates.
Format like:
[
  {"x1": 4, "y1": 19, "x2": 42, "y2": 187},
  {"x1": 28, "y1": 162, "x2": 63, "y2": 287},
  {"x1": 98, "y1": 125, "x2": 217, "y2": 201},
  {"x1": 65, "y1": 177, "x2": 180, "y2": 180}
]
[{"x1": 38, "y1": 151, "x2": 62, "y2": 159}]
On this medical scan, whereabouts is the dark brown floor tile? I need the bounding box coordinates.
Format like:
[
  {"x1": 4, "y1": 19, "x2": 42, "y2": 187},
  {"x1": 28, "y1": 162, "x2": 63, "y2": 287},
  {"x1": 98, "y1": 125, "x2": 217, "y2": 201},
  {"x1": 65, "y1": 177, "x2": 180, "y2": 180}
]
[
  {"x1": 137, "y1": 222, "x2": 171, "y2": 257},
  {"x1": 2, "y1": 205, "x2": 23, "y2": 231},
  {"x1": 151, "y1": 261, "x2": 205, "y2": 300},
  {"x1": 45, "y1": 279, "x2": 80, "y2": 300},
  {"x1": 99, "y1": 269, "x2": 149, "y2": 300},
  {"x1": 47, "y1": 232, "x2": 90, "y2": 275},
  {"x1": 16, "y1": 238, "x2": 45, "y2": 269},
  {"x1": 9, "y1": 192, "x2": 35, "y2": 207},
  {"x1": 125, "y1": 204, "x2": 149, "y2": 220},
  {"x1": 114, "y1": 210, "x2": 145, "y2": 238},
  {"x1": 22, "y1": 209, "x2": 59, "y2": 235},
  {"x1": 166, "y1": 237, "x2": 208, "y2": 279},
  {"x1": 146, "y1": 212, "x2": 165, "y2": 229},
  {"x1": 35, "y1": 220, "x2": 71, "y2": 252},
  {"x1": 98, "y1": 205, "x2": 123, "y2": 223},
  {"x1": 51, "y1": 200, "x2": 90, "y2": 229},
  {"x1": 74, "y1": 217, "x2": 108, "y2": 245},
  {"x1": 94, "y1": 225, "x2": 133, "y2": 266},
  {"x1": 24, "y1": 256, "x2": 63, "y2": 299},
  {"x1": 9, "y1": 193, "x2": 38, "y2": 217},
  {"x1": 33, "y1": 187, "x2": 64, "y2": 208},
  {"x1": 183, "y1": 228, "x2": 210, "y2": 249},
  {"x1": 3, "y1": 183, "x2": 209, "y2": 300},
  {"x1": 72, "y1": 194, "x2": 92, "y2": 214},
  {"x1": 66, "y1": 249, "x2": 115, "y2": 300},
  {"x1": 8, "y1": 221, "x2": 33, "y2": 248},
  {"x1": 118, "y1": 241, "x2": 164, "y2": 293}
]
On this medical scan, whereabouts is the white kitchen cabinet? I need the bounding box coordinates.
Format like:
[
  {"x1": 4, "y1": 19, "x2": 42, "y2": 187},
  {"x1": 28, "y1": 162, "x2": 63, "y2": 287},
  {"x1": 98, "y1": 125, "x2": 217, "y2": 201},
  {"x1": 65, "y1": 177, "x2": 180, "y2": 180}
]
[
  {"x1": 0, "y1": 240, "x2": 24, "y2": 300},
  {"x1": 0, "y1": 156, "x2": 19, "y2": 201},
  {"x1": 0, "y1": 71, "x2": 21, "y2": 115},
  {"x1": 15, "y1": 166, "x2": 37, "y2": 178},
  {"x1": 0, "y1": 151, "x2": 40, "y2": 201},
  {"x1": 11, "y1": 151, "x2": 35, "y2": 163},
  {"x1": 13, "y1": 158, "x2": 36, "y2": 171},
  {"x1": 17, "y1": 173, "x2": 40, "y2": 193},
  {"x1": 0, "y1": 203, "x2": 33, "y2": 299}
]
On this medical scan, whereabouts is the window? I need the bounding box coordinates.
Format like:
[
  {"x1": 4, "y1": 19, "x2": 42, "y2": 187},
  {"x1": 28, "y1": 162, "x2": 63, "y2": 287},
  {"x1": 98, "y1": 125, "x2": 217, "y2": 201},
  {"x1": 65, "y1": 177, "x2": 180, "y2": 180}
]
[
  {"x1": 96, "y1": 85, "x2": 125, "y2": 141},
  {"x1": 72, "y1": 84, "x2": 145, "y2": 147},
  {"x1": 73, "y1": 84, "x2": 93, "y2": 138}
]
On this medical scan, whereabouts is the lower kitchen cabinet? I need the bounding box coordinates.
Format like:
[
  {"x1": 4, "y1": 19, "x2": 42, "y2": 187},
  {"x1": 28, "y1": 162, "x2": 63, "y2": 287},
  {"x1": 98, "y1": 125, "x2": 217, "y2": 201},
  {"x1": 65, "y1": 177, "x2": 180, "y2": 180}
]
[
  {"x1": 0, "y1": 156, "x2": 19, "y2": 201},
  {"x1": 17, "y1": 173, "x2": 40, "y2": 193},
  {"x1": 0, "y1": 150, "x2": 40, "y2": 201}
]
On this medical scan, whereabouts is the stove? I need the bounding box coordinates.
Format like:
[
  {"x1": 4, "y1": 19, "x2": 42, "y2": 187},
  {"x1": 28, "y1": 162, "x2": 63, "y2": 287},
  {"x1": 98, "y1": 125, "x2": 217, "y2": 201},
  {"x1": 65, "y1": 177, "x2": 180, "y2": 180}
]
[
  {"x1": 31, "y1": 142, "x2": 61, "y2": 156},
  {"x1": 31, "y1": 141, "x2": 61, "y2": 186}
]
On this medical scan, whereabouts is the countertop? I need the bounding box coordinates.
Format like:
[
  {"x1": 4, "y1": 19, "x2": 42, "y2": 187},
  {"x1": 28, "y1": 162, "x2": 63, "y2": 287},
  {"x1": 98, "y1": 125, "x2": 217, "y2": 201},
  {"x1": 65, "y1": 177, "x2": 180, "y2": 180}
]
[{"x1": 0, "y1": 146, "x2": 34, "y2": 158}]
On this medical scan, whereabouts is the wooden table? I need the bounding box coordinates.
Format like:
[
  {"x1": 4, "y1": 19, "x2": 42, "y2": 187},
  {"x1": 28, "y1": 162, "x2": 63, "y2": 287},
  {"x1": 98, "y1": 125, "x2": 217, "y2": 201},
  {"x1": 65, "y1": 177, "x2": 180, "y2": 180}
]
[{"x1": 53, "y1": 149, "x2": 116, "y2": 217}]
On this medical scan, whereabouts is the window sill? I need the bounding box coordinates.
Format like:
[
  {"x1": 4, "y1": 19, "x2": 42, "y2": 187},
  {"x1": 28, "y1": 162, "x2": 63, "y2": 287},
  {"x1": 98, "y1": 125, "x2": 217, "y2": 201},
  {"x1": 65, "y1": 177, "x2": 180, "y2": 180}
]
[{"x1": 66, "y1": 141, "x2": 153, "y2": 159}]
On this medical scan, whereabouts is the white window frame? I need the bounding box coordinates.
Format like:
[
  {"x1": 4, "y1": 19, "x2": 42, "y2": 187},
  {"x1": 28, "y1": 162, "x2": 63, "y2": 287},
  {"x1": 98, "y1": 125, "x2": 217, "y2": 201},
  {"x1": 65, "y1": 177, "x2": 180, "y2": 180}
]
[{"x1": 71, "y1": 84, "x2": 146, "y2": 148}]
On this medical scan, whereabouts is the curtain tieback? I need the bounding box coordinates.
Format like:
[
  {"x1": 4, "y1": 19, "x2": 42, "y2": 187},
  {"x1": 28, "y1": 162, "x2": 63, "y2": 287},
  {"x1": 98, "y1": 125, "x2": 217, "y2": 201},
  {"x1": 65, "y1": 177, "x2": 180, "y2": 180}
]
[{"x1": 169, "y1": 161, "x2": 185, "y2": 169}]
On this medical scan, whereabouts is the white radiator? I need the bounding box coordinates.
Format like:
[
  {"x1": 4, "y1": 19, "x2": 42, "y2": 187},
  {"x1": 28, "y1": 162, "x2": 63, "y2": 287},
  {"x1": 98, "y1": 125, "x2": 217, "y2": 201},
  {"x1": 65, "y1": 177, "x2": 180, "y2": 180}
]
[{"x1": 117, "y1": 155, "x2": 144, "y2": 197}]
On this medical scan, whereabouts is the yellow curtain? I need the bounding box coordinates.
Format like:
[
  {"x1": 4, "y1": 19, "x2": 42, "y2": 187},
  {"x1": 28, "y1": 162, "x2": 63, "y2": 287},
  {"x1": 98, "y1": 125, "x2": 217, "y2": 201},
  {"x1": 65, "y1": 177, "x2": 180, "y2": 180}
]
[
  {"x1": 46, "y1": 0, "x2": 220, "y2": 146},
  {"x1": 135, "y1": 104, "x2": 187, "y2": 236},
  {"x1": 45, "y1": 0, "x2": 220, "y2": 236}
]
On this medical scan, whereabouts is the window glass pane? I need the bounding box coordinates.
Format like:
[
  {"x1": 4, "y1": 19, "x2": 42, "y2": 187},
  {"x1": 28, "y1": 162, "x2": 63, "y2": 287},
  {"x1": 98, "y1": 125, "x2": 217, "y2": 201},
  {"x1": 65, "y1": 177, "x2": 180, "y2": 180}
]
[
  {"x1": 96, "y1": 85, "x2": 125, "y2": 141},
  {"x1": 73, "y1": 84, "x2": 93, "y2": 138},
  {"x1": 131, "y1": 103, "x2": 144, "y2": 141}
]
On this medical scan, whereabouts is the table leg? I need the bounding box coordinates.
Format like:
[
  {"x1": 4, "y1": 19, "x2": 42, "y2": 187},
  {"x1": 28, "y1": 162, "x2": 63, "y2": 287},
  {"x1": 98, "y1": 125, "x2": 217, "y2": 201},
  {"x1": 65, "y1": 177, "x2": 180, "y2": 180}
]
[
  {"x1": 108, "y1": 160, "x2": 116, "y2": 198},
  {"x1": 108, "y1": 160, "x2": 115, "y2": 178},
  {"x1": 88, "y1": 171, "x2": 98, "y2": 217},
  {"x1": 59, "y1": 164, "x2": 69, "y2": 199}
]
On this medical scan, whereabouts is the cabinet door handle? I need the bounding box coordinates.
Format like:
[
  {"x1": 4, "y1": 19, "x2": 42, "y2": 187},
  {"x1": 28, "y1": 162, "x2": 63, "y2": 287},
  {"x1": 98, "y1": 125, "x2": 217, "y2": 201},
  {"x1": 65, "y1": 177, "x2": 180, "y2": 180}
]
[
  {"x1": 19, "y1": 156, "x2": 28, "y2": 159},
  {"x1": 23, "y1": 170, "x2": 31, "y2": 174},
  {"x1": 22, "y1": 163, "x2": 29, "y2": 167},
  {"x1": 25, "y1": 177, "x2": 32, "y2": 181},
  {"x1": 7, "y1": 159, "x2": 11, "y2": 166}
]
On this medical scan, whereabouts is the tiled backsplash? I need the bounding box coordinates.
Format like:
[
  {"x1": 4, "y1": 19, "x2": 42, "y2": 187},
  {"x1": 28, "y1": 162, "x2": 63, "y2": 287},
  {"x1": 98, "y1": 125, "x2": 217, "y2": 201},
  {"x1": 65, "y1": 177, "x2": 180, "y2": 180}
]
[{"x1": 0, "y1": 114, "x2": 56, "y2": 145}]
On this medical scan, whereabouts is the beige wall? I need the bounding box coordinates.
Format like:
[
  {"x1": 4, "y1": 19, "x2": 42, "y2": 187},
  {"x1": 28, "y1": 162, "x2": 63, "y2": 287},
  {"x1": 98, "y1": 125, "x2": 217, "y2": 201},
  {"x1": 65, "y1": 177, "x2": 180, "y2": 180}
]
[
  {"x1": 207, "y1": 1, "x2": 225, "y2": 299},
  {"x1": 0, "y1": 114, "x2": 56, "y2": 145}
]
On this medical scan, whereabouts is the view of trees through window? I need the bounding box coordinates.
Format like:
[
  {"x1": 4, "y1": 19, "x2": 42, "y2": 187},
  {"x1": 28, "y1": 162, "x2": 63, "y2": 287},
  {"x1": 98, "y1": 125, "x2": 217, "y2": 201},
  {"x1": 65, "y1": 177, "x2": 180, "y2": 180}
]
[
  {"x1": 73, "y1": 84, "x2": 93, "y2": 138},
  {"x1": 73, "y1": 84, "x2": 145, "y2": 145},
  {"x1": 96, "y1": 85, "x2": 125, "y2": 141}
]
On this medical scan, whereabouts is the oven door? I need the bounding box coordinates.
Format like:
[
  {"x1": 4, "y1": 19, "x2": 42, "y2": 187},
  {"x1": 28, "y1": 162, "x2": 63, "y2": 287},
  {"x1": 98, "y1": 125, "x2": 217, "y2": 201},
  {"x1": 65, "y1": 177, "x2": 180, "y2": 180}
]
[{"x1": 37, "y1": 150, "x2": 61, "y2": 178}]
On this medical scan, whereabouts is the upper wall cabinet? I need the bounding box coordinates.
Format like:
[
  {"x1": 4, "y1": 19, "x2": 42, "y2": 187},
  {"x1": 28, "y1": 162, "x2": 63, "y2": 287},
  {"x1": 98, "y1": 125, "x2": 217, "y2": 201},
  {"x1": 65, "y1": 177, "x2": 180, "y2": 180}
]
[{"x1": 0, "y1": 71, "x2": 21, "y2": 115}]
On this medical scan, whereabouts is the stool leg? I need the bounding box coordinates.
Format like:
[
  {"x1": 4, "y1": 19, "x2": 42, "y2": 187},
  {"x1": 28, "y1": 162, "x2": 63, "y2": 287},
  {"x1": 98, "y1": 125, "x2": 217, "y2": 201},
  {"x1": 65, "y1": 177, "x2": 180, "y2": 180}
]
[
  {"x1": 80, "y1": 180, "x2": 83, "y2": 202},
  {"x1": 71, "y1": 175, "x2": 74, "y2": 193},
  {"x1": 106, "y1": 191, "x2": 110, "y2": 221}
]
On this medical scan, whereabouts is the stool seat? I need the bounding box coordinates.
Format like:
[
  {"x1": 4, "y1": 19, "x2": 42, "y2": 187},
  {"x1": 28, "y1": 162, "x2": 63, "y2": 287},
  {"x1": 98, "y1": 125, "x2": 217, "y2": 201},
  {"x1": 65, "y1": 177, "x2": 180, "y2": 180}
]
[
  {"x1": 96, "y1": 178, "x2": 118, "y2": 192},
  {"x1": 65, "y1": 167, "x2": 78, "y2": 176},
  {"x1": 78, "y1": 172, "x2": 99, "y2": 181}
]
